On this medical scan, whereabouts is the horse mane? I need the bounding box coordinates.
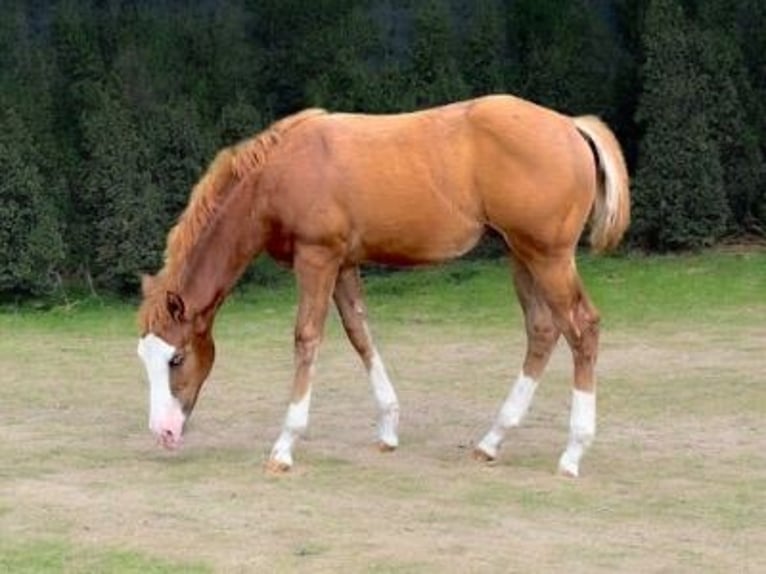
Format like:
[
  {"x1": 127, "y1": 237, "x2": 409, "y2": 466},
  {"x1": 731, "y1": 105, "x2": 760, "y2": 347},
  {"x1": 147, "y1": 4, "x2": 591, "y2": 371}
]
[{"x1": 139, "y1": 108, "x2": 327, "y2": 331}]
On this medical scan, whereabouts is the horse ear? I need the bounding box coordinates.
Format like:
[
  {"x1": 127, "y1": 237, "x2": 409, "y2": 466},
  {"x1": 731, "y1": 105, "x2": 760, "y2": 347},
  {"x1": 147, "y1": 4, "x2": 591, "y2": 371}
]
[{"x1": 166, "y1": 291, "x2": 186, "y2": 322}]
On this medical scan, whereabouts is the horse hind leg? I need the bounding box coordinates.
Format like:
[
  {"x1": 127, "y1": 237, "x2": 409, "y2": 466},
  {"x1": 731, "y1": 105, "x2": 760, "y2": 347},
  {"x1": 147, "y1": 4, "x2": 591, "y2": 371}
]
[
  {"x1": 558, "y1": 285, "x2": 600, "y2": 477},
  {"x1": 475, "y1": 256, "x2": 561, "y2": 461},
  {"x1": 527, "y1": 254, "x2": 600, "y2": 478},
  {"x1": 333, "y1": 266, "x2": 400, "y2": 451}
]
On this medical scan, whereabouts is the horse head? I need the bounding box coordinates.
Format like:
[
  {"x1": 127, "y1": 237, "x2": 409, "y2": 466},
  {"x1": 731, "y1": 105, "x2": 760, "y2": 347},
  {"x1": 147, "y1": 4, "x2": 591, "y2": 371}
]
[{"x1": 137, "y1": 275, "x2": 218, "y2": 450}]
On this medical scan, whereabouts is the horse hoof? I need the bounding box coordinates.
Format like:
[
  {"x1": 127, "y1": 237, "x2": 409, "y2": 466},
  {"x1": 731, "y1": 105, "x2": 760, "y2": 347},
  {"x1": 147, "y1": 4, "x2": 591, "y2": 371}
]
[
  {"x1": 377, "y1": 440, "x2": 397, "y2": 453},
  {"x1": 472, "y1": 447, "x2": 496, "y2": 464},
  {"x1": 264, "y1": 458, "x2": 292, "y2": 475},
  {"x1": 557, "y1": 465, "x2": 579, "y2": 479}
]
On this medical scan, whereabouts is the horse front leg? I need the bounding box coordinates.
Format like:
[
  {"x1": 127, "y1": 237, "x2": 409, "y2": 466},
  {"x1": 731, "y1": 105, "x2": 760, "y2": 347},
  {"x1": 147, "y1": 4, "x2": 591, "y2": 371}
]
[
  {"x1": 266, "y1": 247, "x2": 340, "y2": 473},
  {"x1": 333, "y1": 266, "x2": 399, "y2": 451}
]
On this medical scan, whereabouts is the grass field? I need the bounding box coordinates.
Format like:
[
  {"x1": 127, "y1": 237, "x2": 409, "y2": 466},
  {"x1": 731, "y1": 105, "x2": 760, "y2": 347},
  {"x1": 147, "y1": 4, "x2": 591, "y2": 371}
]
[{"x1": 1, "y1": 251, "x2": 764, "y2": 573}]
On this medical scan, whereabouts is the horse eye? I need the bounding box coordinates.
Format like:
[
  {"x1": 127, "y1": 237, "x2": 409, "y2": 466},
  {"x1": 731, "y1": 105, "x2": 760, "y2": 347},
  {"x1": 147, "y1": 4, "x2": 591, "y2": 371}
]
[{"x1": 169, "y1": 353, "x2": 185, "y2": 368}]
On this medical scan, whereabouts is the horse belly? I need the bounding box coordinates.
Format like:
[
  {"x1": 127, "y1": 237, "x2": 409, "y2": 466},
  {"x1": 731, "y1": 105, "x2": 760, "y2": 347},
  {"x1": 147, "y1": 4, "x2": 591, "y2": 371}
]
[{"x1": 355, "y1": 203, "x2": 484, "y2": 265}]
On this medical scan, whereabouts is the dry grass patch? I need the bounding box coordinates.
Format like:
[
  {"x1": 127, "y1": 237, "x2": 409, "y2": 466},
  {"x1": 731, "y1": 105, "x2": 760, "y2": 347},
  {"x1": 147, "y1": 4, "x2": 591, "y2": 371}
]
[{"x1": 1, "y1": 254, "x2": 764, "y2": 572}]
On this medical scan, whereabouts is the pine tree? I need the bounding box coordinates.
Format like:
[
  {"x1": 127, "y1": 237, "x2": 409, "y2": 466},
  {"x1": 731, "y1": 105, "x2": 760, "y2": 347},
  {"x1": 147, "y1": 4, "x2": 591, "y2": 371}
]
[
  {"x1": 729, "y1": 0, "x2": 766, "y2": 231},
  {"x1": 0, "y1": 108, "x2": 64, "y2": 296},
  {"x1": 409, "y1": 0, "x2": 469, "y2": 107},
  {"x1": 207, "y1": 0, "x2": 262, "y2": 117},
  {"x1": 362, "y1": 0, "x2": 418, "y2": 112},
  {"x1": 303, "y1": 4, "x2": 381, "y2": 111},
  {"x1": 694, "y1": 26, "x2": 763, "y2": 233},
  {"x1": 253, "y1": 0, "x2": 367, "y2": 116},
  {"x1": 217, "y1": 98, "x2": 263, "y2": 146},
  {"x1": 81, "y1": 84, "x2": 164, "y2": 293},
  {"x1": 142, "y1": 100, "x2": 217, "y2": 223},
  {"x1": 508, "y1": 0, "x2": 618, "y2": 115},
  {"x1": 51, "y1": 0, "x2": 109, "y2": 279},
  {"x1": 0, "y1": 1, "x2": 68, "y2": 251},
  {"x1": 633, "y1": 0, "x2": 729, "y2": 250},
  {"x1": 612, "y1": 0, "x2": 651, "y2": 167},
  {"x1": 462, "y1": 0, "x2": 507, "y2": 97}
]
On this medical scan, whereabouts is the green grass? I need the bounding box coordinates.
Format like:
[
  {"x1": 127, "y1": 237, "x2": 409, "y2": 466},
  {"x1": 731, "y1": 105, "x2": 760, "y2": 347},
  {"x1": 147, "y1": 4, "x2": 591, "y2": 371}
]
[
  {"x1": 0, "y1": 540, "x2": 210, "y2": 574},
  {"x1": 581, "y1": 250, "x2": 766, "y2": 326},
  {"x1": 2, "y1": 250, "x2": 763, "y2": 331}
]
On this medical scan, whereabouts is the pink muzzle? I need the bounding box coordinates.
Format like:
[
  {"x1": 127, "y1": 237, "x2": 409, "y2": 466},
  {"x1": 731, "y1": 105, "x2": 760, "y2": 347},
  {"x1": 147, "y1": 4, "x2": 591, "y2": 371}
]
[{"x1": 150, "y1": 407, "x2": 186, "y2": 450}]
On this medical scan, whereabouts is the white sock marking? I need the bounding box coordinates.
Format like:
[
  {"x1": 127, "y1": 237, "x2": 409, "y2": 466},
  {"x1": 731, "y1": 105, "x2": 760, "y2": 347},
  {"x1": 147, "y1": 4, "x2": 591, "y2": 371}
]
[
  {"x1": 558, "y1": 389, "x2": 596, "y2": 477},
  {"x1": 477, "y1": 372, "x2": 538, "y2": 458},
  {"x1": 369, "y1": 350, "x2": 399, "y2": 447},
  {"x1": 137, "y1": 334, "x2": 185, "y2": 435},
  {"x1": 270, "y1": 389, "x2": 312, "y2": 468}
]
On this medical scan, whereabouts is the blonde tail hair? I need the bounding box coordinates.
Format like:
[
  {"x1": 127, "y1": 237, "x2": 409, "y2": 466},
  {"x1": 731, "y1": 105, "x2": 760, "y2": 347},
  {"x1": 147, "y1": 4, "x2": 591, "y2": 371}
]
[{"x1": 574, "y1": 116, "x2": 631, "y2": 253}]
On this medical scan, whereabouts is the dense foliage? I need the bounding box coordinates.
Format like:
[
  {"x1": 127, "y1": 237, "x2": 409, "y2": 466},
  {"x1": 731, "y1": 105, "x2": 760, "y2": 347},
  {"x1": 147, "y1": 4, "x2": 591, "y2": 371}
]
[{"x1": 1, "y1": 0, "x2": 764, "y2": 297}]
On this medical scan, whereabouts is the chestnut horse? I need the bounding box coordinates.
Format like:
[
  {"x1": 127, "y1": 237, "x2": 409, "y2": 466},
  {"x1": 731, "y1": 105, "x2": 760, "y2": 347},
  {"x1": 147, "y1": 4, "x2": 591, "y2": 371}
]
[{"x1": 137, "y1": 95, "x2": 629, "y2": 477}]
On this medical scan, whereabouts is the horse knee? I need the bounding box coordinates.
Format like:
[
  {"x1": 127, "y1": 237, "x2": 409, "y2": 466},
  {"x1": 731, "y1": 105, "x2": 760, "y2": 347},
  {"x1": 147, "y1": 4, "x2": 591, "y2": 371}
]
[
  {"x1": 294, "y1": 327, "x2": 321, "y2": 366},
  {"x1": 561, "y1": 300, "x2": 600, "y2": 370},
  {"x1": 532, "y1": 320, "x2": 558, "y2": 346},
  {"x1": 579, "y1": 307, "x2": 600, "y2": 349},
  {"x1": 527, "y1": 319, "x2": 558, "y2": 361}
]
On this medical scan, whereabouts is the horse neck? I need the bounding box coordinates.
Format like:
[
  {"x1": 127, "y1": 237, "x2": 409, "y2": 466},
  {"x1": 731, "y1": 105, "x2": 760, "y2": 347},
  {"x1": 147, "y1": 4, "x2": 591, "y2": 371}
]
[{"x1": 177, "y1": 178, "x2": 268, "y2": 319}]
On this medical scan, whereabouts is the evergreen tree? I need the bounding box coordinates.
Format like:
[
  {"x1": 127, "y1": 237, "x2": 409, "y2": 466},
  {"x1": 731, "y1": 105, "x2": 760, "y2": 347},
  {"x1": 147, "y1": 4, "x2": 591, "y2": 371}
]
[
  {"x1": 731, "y1": 0, "x2": 766, "y2": 231},
  {"x1": 80, "y1": 83, "x2": 164, "y2": 293},
  {"x1": 303, "y1": 4, "x2": 381, "y2": 111},
  {"x1": 0, "y1": 108, "x2": 65, "y2": 296},
  {"x1": 508, "y1": 0, "x2": 619, "y2": 116},
  {"x1": 361, "y1": 60, "x2": 417, "y2": 113},
  {"x1": 363, "y1": 0, "x2": 419, "y2": 112},
  {"x1": 633, "y1": 0, "x2": 729, "y2": 250},
  {"x1": 409, "y1": 0, "x2": 469, "y2": 107},
  {"x1": 0, "y1": 1, "x2": 68, "y2": 239},
  {"x1": 51, "y1": 0, "x2": 105, "y2": 159},
  {"x1": 462, "y1": 0, "x2": 507, "y2": 96},
  {"x1": 252, "y1": 0, "x2": 362, "y2": 116},
  {"x1": 6, "y1": 0, "x2": 766, "y2": 299},
  {"x1": 206, "y1": 0, "x2": 262, "y2": 118},
  {"x1": 694, "y1": 26, "x2": 763, "y2": 233},
  {"x1": 51, "y1": 0, "x2": 109, "y2": 277},
  {"x1": 142, "y1": 100, "x2": 217, "y2": 222},
  {"x1": 217, "y1": 98, "x2": 263, "y2": 145},
  {"x1": 612, "y1": 0, "x2": 650, "y2": 168}
]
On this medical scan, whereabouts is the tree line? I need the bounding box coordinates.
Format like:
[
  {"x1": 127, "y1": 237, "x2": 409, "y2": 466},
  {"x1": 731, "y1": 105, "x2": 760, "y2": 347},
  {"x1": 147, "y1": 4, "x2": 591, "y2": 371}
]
[{"x1": 1, "y1": 0, "x2": 764, "y2": 298}]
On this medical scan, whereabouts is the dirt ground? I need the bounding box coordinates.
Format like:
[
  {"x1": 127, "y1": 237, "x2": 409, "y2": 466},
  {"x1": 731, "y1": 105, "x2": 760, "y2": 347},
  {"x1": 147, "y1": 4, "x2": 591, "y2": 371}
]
[{"x1": 1, "y1": 308, "x2": 764, "y2": 572}]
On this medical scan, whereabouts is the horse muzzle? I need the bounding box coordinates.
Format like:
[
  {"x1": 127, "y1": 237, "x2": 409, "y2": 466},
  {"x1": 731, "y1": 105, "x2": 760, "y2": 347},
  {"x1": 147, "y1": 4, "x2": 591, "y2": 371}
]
[{"x1": 150, "y1": 406, "x2": 186, "y2": 450}]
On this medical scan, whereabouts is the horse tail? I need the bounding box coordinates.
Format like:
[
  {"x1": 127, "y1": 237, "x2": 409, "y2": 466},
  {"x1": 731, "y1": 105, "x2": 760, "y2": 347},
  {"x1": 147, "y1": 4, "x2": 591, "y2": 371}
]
[{"x1": 574, "y1": 116, "x2": 630, "y2": 253}]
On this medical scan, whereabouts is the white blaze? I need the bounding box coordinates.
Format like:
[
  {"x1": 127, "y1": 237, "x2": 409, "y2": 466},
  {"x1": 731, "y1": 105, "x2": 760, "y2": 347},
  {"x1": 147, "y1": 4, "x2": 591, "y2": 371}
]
[{"x1": 137, "y1": 333, "x2": 185, "y2": 436}]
